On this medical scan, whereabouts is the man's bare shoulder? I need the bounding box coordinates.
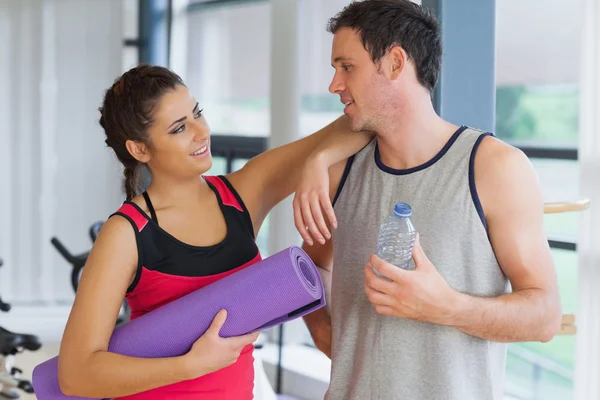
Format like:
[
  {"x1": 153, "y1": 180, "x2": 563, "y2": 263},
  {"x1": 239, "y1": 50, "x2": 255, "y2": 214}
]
[
  {"x1": 475, "y1": 135, "x2": 532, "y2": 179},
  {"x1": 474, "y1": 135, "x2": 541, "y2": 217}
]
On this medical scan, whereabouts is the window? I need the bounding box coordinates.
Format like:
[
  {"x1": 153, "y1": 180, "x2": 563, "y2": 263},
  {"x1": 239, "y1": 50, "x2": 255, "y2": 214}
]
[
  {"x1": 184, "y1": 0, "x2": 272, "y2": 257},
  {"x1": 534, "y1": 159, "x2": 580, "y2": 240},
  {"x1": 496, "y1": 0, "x2": 583, "y2": 398},
  {"x1": 495, "y1": 85, "x2": 579, "y2": 148},
  {"x1": 184, "y1": 1, "x2": 271, "y2": 137},
  {"x1": 184, "y1": 0, "x2": 356, "y2": 262},
  {"x1": 297, "y1": 0, "x2": 350, "y2": 135},
  {"x1": 505, "y1": 250, "x2": 577, "y2": 400},
  {"x1": 178, "y1": 1, "x2": 584, "y2": 398}
]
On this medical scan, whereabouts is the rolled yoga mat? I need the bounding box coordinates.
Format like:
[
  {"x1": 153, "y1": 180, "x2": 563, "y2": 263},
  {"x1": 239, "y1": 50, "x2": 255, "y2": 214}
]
[{"x1": 32, "y1": 246, "x2": 325, "y2": 400}]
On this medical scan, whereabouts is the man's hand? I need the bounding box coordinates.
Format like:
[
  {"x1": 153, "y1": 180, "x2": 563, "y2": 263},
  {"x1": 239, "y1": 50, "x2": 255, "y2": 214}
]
[
  {"x1": 364, "y1": 235, "x2": 458, "y2": 326},
  {"x1": 293, "y1": 152, "x2": 337, "y2": 246}
]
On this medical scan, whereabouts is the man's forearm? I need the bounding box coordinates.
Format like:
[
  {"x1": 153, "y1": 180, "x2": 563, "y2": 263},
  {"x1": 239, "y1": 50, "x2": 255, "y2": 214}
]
[
  {"x1": 304, "y1": 265, "x2": 333, "y2": 357},
  {"x1": 449, "y1": 288, "x2": 562, "y2": 342},
  {"x1": 303, "y1": 308, "x2": 332, "y2": 358}
]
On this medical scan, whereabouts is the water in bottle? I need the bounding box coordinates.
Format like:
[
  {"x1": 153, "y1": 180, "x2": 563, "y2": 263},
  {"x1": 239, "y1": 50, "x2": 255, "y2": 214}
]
[{"x1": 375, "y1": 202, "x2": 417, "y2": 278}]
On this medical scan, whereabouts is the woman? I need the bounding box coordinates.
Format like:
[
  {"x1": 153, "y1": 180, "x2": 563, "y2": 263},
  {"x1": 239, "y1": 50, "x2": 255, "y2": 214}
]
[{"x1": 57, "y1": 65, "x2": 370, "y2": 399}]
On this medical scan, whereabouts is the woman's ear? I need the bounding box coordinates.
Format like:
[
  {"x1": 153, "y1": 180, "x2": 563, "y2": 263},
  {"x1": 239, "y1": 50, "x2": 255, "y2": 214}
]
[{"x1": 125, "y1": 140, "x2": 151, "y2": 163}]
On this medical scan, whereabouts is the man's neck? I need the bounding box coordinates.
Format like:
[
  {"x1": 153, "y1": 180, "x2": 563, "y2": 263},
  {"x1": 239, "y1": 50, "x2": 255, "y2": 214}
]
[{"x1": 375, "y1": 99, "x2": 461, "y2": 171}]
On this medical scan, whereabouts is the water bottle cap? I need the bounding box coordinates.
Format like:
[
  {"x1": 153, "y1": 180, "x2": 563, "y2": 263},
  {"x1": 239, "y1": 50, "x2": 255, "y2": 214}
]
[{"x1": 393, "y1": 202, "x2": 412, "y2": 217}]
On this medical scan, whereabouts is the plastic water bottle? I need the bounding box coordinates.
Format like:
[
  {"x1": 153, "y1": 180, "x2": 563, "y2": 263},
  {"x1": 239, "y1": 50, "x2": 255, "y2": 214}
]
[{"x1": 375, "y1": 202, "x2": 417, "y2": 277}]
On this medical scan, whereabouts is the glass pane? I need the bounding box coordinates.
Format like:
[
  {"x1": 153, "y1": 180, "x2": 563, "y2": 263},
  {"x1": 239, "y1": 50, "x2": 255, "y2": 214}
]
[
  {"x1": 505, "y1": 248, "x2": 577, "y2": 400},
  {"x1": 231, "y1": 158, "x2": 247, "y2": 172},
  {"x1": 529, "y1": 158, "x2": 580, "y2": 239},
  {"x1": 495, "y1": 85, "x2": 580, "y2": 147},
  {"x1": 544, "y1": 213, "x2": 579, "y2": 242},
  {"x1": 206, "y1": 156, "x2": 226, "y2": 176},
  {"x1": 230, "y1": 158, "x2": 270, "y2": 256},
  {"x1": 185, "y1": 2, "x2": 271, "y2": 136},
  {"x1": 298, "y1": 0, "x2": 359, "y2": 136},
  {"x1": 495, "y1": 0, "x2": 583, "y2": 147}
]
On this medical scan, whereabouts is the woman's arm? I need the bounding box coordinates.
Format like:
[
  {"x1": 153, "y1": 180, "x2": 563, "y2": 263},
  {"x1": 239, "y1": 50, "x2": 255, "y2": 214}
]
[
  {"x1": 58, "y1": 216, "x2": 189, "y2": 397},
  {"x1": 58, "y1": 216, "x2": 258, "y2": 397},
  {"x1": 227, "y1": 115, "x2": 372, "y2": 236}
]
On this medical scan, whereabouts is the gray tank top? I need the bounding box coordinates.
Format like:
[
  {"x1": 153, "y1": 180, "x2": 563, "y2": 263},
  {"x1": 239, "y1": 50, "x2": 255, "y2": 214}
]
[{"x1": 327, "y1": 126, "x2": 509, "y2": 400}]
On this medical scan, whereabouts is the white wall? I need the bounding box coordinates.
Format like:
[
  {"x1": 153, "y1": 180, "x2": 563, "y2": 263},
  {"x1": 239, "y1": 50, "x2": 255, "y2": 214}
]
[{"x1": 0, "y1": 0, "x2": 125, "y2": 328}]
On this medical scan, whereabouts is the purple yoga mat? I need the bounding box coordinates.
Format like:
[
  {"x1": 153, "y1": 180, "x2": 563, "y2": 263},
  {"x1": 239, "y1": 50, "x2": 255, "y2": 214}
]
[{"x1": 32, "y1": 246, "x2": 324, "y2": 400}]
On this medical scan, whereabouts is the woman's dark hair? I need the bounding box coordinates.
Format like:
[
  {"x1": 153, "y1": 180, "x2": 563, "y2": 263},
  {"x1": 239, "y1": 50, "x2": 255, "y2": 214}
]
[
  {"x1": 328, "y1": 0, "x2": 442, "y2": 93},
  {"x1": 99, "y1": 65, "x2": 185, "y2": 200}
]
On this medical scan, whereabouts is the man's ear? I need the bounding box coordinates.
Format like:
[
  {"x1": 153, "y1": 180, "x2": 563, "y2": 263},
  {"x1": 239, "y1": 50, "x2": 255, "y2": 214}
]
[
  {"x1": 125, "y1": 139, "x2": 151, "y2": 163},
  {"x1": 388, "y1": 46, "x2": 407, "y2": 80}
]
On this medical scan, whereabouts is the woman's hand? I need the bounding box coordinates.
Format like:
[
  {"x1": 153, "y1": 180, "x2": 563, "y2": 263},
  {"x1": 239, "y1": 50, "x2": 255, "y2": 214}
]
[
  {"x1": 181, "y1": 310, "x2": 259, "y2": 380},
  {"x1": 293, "y1": 152, "x2": 337, "y2": 246}
]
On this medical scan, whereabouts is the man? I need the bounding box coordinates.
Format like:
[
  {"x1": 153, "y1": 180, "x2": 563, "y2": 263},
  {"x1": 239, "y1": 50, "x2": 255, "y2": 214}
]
[{"x1": 294, "y1": 1, "x2": 562, "y2": 399}]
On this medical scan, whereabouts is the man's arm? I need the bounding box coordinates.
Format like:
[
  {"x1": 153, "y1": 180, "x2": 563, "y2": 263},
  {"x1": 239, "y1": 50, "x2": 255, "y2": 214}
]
[
  {"x1": 365, "y1": 137, "x2": 562, "y2": 343},
  {"x1": 301, "y1": 159, "x2": 347, "y2": 357},
  {"x1": 302, "y1": 239, "x2": 334, "y2": 358},
  {"x1": 450, "y1": 136, "x2": 562, "y2": 342}
]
